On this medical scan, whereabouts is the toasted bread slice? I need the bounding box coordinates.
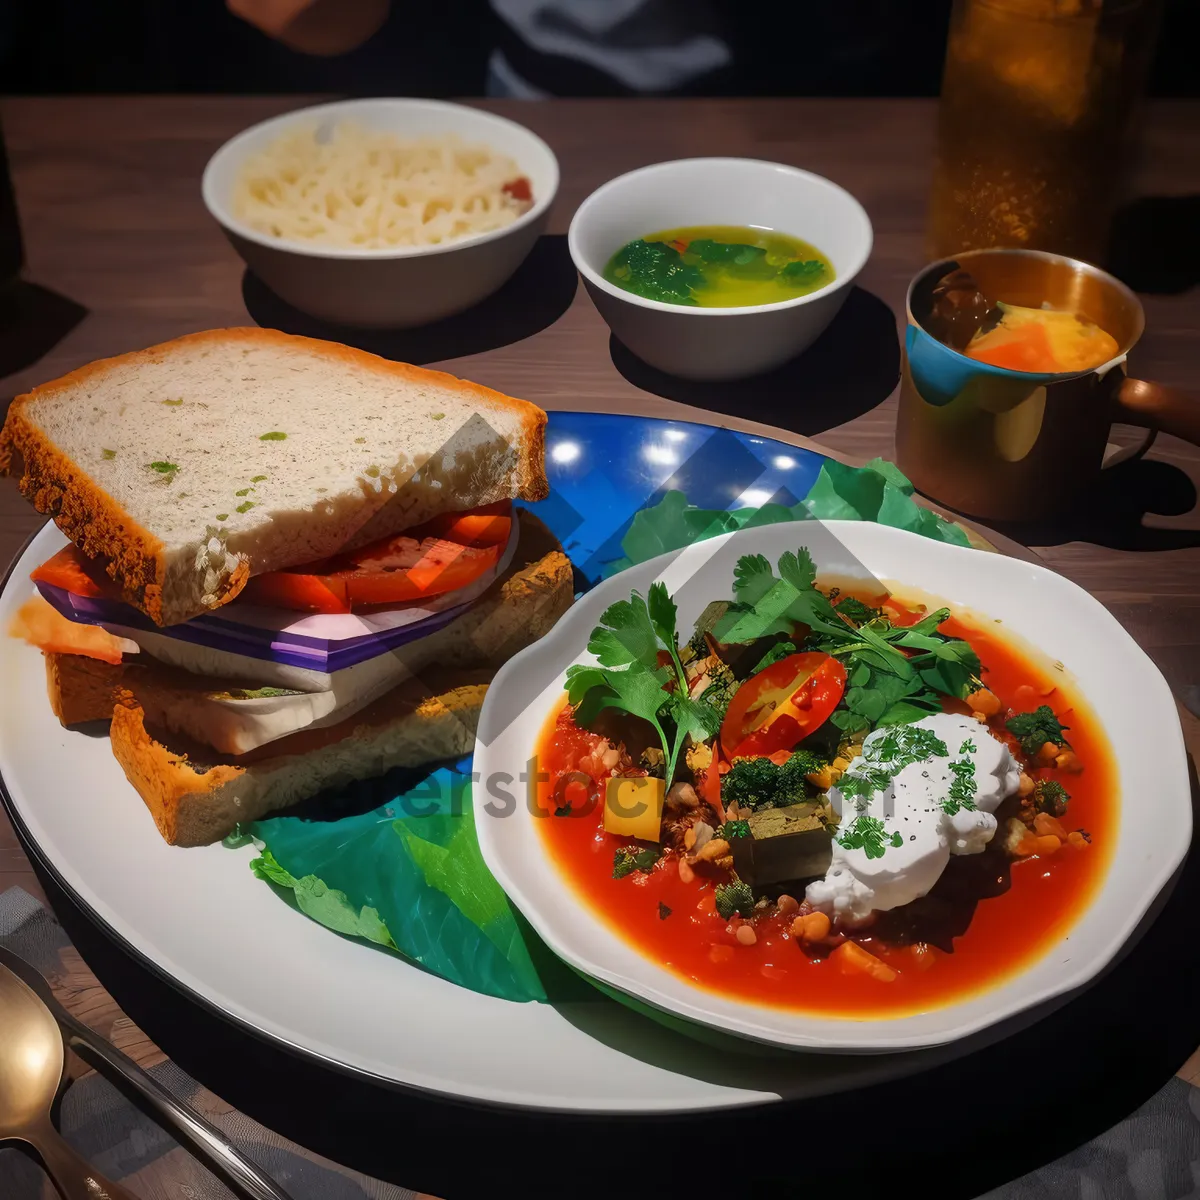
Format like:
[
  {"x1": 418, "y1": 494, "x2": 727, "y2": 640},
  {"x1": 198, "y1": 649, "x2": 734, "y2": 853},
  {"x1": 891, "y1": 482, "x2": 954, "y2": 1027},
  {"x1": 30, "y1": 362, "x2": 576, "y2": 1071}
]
[
  {"x1": 0, "y1": 328, "x2": 548, "y2": 626},
  {"x1": 111, "y1": 671, "x2": 488, "y2": 846}
]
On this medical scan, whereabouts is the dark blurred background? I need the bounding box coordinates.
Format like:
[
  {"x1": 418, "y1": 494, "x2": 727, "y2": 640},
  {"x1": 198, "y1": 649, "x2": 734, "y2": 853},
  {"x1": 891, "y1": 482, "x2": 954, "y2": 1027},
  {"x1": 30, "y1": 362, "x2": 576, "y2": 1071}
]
[{"x1": 0, "y1": 0, "x2": 1194, "y2": 98}]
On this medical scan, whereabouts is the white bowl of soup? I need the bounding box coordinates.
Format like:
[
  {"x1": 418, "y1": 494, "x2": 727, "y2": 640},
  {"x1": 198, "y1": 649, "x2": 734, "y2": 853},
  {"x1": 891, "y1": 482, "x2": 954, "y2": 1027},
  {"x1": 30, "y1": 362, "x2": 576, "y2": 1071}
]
[
  {"x1": 202, "y1": 98, "x2": 559, "y2": 328},
  {"x1": 568, "y1": 158, "x2": 873, "y2": 381}
]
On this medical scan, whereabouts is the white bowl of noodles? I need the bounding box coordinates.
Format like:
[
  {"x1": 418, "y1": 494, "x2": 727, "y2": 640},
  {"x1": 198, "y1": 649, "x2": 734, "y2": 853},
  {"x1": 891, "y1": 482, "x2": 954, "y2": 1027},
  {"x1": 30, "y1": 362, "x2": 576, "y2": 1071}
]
[{"x1": 202, "y1": 98, "x2": 559, "y2": 328}]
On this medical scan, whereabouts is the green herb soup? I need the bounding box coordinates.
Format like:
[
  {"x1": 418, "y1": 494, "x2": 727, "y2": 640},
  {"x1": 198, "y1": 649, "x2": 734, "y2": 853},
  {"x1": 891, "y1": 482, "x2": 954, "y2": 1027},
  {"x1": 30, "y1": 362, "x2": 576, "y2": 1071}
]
[{"x1": 602, "y1": 225, "x2": 834, "y2": 308}]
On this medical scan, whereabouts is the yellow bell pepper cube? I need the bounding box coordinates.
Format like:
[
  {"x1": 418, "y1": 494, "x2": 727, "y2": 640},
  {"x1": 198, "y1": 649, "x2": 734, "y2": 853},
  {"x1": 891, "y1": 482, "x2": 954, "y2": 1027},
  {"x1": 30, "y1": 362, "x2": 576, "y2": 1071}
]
[{"x1": 604, "y1": 776, "x2": 665, "y2": 842}]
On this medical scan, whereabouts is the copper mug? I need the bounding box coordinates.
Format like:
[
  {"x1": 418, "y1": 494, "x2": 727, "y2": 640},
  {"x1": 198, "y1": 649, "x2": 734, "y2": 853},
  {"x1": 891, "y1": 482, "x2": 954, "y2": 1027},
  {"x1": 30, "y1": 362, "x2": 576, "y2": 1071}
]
[{"x1": 896, "y1": 248, "x2": 1199, "y2": 522}]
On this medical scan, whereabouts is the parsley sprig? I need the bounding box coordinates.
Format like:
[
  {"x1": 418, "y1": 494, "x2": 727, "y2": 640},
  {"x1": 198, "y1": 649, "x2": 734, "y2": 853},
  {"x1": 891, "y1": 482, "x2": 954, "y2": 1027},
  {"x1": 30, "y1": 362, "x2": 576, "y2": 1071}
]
[
  {"x1": 1005, "y1": 706, "x2": 1070, "y2": 757},
  {"x1": 838, "y1": 725, "x2": 950, "y2": 802},
  {"x1": 715, "y1": 548, "x2": 980, "y2": 733},
  {"x1": 838, "y1": 815, "x2": 904, "y2": 859},
  {"x1": 612, "y1": 846, "x2": 661, "y2": 879},
  {"x1": 567, "y1": 583, "x2": 721, "y2": 785},
  {"x1": 943, "y1": 756, "x2": 978, "y2": 815}
]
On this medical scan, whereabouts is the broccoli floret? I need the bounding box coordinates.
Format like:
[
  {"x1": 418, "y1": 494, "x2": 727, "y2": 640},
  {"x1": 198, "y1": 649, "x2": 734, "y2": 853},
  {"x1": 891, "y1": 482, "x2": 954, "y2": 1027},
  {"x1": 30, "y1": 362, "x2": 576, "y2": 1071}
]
[
  {"x1": 722, "y1": 751, "x2": 827, "y2": 811},
  {"x1": 714, "y1": 880, "x2": 755, "y2": 920}
]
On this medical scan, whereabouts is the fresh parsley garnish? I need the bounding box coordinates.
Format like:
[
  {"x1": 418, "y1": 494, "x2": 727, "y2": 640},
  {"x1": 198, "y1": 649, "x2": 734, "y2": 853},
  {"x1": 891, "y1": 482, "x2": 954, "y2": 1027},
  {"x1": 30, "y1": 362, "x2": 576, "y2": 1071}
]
[
  {"x1": 715, "y1": 548, "x2": 980, "y2": 733},
  {"x1": 161, "y1": 398, "x2": 183, "y2": 407},
  {"x1": 101, "y1": 448, "x2": 117, "y2": 460},
  {"x1": 750, "y1": 640, "x2": 798, "y2": 675},
  {"x1": 658, "y1": 902, "x2": 673, "y2": 920},
  {"x1": 146, "y1": 460, "x2": 179, "y2": 474},
  {"x1": 833, "y1": 595, "x2": 882, "y2": 624},
  {"x1": 943, "y1": 757, "x2": 978, "y2": 815},
  {"x1": 837, "y1": 725, "x2": 949, "y2": 801},
  {"x1": 235, "y1": 500, "x2": 255, "y2": 514},
  {"x1": 215, "y1": 513, "x2": 229, "y2": 522},
  {"x1": 716, "y1": 819, "x2": 750, "y2": 840},
  {"x1": 235, "y1": 487, "x2": 253, "y2": 497},
  {"x1": 612, "y1": 846, "x2": 661, "y2": 880},
  {"x1": 722, "y1": 751, "x2": 827, "y2": 811},
  {"x1": 838, "y1": 815, "x2": 900, "y2": 860},
  {"x1": 1005, "y1": 706, "x2": 1070, "y2": 757},
  {"x1": 714, "y1": 880, "x2": 755, "y2": 919},
  {"x1": 1032, "y1": 779, "x2": 1070, "y2": 817},
  {"x1": 250, "y1": 474, "x2": 268, "y2": 483},
  {"x1": 259, "y1": 431, "x2": 288, "y2": 441},
  {"x1": 566, "y1": 583, "x2": 721, "y2": 786},
  {"x1": 959, "y1": 738, "x2": 977, "y2": 754}
]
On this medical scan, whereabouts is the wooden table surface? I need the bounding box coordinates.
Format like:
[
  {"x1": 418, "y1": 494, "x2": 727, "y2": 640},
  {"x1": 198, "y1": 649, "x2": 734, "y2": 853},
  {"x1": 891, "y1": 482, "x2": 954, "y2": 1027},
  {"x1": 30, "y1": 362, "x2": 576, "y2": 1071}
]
[{"x1": 1, "y1": 95, "x2": 1199, "y2": 1198}]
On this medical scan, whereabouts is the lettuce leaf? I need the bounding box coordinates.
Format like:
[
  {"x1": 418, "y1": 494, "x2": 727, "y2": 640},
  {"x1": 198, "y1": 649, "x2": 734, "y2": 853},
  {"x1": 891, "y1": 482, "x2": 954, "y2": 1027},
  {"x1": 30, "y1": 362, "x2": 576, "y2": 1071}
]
[
  {"x1": 251, "y1": 849, "x2": 396, "y2": 949},
  {"x1": 243, "y1": 765, "x2": 548, "y2": 1002},
  {"x1": 606, "y1": 459, "x2": 971, "y2": 574}
]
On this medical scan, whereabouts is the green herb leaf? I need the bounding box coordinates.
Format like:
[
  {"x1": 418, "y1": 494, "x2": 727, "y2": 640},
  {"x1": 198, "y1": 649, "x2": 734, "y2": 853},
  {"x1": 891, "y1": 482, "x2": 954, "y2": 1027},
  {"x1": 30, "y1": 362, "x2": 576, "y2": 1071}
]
[
  {"x1": 1033, "y1": 779, "x2": 1070, "y2": 817},
  {"x1": 215, "y1": 513, "x2": 229, "y2": 522},
  {"x1": 1005, "y1": 706, "x2": 1070, "y2": 757},
  {"x1": 235, "y1": 500, "x2": 255, "y2": 514},
  {"x1": 250, "y1": 474, "x2": 268, "y2": 483},
  {"x1": 751, "y1": 640, "x2": 798, "y2": 675},
  {"x1": 101, "y1": 448, "x2": 117, "y2": 460},
  {"x1": 234, "y1": 487, "x2": 252, "y2": 496},
  {"x1": 716, "y1": 819, "x2": 751, "y2": 840},
  {"x1": 161, "y1": 398, "x2": 183, "y2": 407},
  {"x1": 259, "y1": 431, "x2": 288, "y2": 441},
  {"x1": 943, "y1": 757, "x2": 978, "y2": 815},
  {"x1": 714, "y1": 880, "x2": 755, "y2": 919},
  {"x1": 613, "y1": 846, "x2": 661, "y2": 879},
  {"x1": 146, "y1": 461, "x2": 179, "y2": 474},
  {"x1": 838, "y1": 815, "x2": 898, "y2": 860}
]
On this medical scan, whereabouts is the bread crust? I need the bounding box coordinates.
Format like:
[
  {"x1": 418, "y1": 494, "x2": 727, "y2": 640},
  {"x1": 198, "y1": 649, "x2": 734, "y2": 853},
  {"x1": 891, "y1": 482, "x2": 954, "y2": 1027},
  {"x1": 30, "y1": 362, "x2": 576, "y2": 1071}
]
[
  {"x1": 111, "y1": 673, "x2": 488, "y2": 846},
  {"x1": 0, "y1": 328, "x2": 550, "y2": 625}
]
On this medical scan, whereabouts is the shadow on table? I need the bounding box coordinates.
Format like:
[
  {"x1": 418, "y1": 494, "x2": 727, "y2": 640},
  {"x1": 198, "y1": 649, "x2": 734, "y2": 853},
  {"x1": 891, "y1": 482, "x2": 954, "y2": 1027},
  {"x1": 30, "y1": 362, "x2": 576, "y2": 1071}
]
[
  {"x1": 23, "y1": 748, "x2": 1200, "y2": 1200},
  {"x1": 984, "y1": 456, "x2": 1200, "y2": 552},
  {"x1": 0, "y1": 280, "x2": 87, "y2": 381},
  {"x1": 1107, "y1": 195, "x2": 1200, "y2": 295},
  {"x1": 241, "y1": 234, "x2": 577, "y2": 365},
  {"x1": 608, "y1": 286, "x2": 899, "y2": 439}
]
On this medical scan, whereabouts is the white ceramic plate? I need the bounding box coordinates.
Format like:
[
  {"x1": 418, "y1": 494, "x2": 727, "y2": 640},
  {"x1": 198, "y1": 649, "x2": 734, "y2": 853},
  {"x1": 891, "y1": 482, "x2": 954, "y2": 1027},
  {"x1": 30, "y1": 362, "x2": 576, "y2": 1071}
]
[
  {"x1": 475, "y1": 520, "x2": 1191, "y2": 1052},
  {"x1": 0, "y1": 522, "x2": 969, "y2": 1114}
]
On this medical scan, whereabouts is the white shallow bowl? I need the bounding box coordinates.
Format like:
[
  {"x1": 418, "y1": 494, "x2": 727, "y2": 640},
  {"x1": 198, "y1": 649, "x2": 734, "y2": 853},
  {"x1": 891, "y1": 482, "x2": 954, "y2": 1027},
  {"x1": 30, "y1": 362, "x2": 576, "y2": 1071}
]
[
  {"x1": 475, "y1": 520, "x2": 1190, "y2": 1052},
  {"x1": 202, "y1": 98, "x2": 559, "y2": 328},
  {"x1": 568, "y1": 158, "x2": 873, "y2": 381}
]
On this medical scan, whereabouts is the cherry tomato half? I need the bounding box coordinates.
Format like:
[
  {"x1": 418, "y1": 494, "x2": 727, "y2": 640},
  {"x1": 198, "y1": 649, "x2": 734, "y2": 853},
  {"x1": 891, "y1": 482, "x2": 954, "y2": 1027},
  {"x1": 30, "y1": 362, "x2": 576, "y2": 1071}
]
[{"x1": 720, "y1": 652, "x2": 846, "y2": 760}]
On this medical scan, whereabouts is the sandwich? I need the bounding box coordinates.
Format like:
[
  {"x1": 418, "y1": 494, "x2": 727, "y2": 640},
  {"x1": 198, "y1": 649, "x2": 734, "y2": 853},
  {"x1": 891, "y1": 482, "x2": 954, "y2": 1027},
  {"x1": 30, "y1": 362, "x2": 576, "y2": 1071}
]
[{"x1": 2, "y1": 328, "x2": 573, "y2": 845}]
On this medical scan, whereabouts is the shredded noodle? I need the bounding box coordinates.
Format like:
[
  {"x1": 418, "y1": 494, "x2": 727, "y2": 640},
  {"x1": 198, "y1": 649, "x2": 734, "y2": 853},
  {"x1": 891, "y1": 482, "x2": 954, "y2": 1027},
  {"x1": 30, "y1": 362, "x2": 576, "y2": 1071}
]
[{"x1": 232, "y1": 123, "x2": 533, "y2": 250}]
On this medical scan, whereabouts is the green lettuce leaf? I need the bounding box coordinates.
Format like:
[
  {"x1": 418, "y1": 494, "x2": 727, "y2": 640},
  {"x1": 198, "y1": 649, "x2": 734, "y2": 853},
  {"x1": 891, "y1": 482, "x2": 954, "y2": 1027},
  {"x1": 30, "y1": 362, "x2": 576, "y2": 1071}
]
[
  {"x1": 607, "y1": 458, "x2": 971, "y2": 575},
  {"x1": 250, "y1": 849, "x2": 396, "y2": 949},
  {"x1": 242, "y1": 765, "x2": 549, "y2": 1002}
]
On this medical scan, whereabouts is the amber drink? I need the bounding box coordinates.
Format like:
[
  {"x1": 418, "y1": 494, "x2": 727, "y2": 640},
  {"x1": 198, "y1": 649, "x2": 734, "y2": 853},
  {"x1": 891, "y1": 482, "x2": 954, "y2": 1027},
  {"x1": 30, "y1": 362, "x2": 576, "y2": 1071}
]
[{"x1": 928, "y1": 0, "x2": 1161, "y2": 264}]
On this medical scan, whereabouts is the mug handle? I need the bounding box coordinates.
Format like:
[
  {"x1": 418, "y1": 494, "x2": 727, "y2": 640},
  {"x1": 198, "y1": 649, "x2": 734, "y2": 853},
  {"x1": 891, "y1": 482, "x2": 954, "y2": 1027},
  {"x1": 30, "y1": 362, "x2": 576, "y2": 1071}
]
[{"x1": 1108, "y1": 377, "x2": 1200, "y2": 467}]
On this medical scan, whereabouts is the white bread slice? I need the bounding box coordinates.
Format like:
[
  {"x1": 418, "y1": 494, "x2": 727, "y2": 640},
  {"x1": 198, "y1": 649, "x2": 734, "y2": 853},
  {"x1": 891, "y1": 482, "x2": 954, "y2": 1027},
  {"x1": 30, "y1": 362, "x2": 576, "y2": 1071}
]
[
  {"x1": 111, "y1": 671, "x2": 488, "y2": 847},
  {"x1": 42, "y1": 510, "x2": 574, "y2": 753},
  {"x1": 0, "y1": 328, "x2": 548, "y2": 627}
]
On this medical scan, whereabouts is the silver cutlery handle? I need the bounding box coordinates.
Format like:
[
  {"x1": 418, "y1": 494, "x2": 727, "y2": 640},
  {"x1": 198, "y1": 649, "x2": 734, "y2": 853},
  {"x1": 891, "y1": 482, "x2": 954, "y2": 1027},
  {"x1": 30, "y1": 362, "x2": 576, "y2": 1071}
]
[
  {"x1": 29, "y1": 1118, "x2": 140, "y2": 1200},
  {"x1": 64, "y1": 1029, "x2": 293, "y2": 1200}
]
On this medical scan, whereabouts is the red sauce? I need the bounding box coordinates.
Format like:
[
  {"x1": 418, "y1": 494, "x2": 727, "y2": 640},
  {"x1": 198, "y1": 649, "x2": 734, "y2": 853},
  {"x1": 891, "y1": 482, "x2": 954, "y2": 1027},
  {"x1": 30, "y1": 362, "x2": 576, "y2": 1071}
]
[{"x1": 533, "y1": 604, "x2": 1116, "y2": 1018}]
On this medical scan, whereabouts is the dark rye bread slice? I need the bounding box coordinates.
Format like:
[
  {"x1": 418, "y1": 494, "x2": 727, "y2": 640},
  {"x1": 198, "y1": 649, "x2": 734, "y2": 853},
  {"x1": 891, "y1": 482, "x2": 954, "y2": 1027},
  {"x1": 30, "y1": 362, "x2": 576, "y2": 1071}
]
[{"x1": 0, "y1": 328, "x2": 549, "y2": 627}]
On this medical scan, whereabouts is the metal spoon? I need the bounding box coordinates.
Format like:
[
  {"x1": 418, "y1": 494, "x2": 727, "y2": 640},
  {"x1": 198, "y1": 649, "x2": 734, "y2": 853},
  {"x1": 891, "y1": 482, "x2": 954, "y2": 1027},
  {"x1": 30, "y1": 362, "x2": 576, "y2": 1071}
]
[
  {"x1": 0, "y1": 961, "x2": 137, "y2": 1199},
  {"x1": 0, "y1": 949, "x2": 293, "y2": 1200}
]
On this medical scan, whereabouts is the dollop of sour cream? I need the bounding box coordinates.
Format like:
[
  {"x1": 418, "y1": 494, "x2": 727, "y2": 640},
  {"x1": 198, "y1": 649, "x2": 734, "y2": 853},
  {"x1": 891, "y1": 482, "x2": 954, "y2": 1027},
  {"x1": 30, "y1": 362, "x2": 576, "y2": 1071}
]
[{"x1": 806, "y1": 712, "x2": 1022, "y2": 926}]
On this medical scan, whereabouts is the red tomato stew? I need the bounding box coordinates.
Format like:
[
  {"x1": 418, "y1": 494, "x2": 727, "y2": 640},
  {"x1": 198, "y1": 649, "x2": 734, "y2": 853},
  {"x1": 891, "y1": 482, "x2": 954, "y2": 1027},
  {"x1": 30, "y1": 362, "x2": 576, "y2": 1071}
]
[{"x1": 533, "y1": 566, "x2": 1115, "y2": 1019}]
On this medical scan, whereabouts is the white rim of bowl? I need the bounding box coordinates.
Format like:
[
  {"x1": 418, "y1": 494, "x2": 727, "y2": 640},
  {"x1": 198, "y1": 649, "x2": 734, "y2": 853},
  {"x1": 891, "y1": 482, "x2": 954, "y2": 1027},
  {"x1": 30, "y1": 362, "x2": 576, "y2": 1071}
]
[
  {"x1": 201, "y1": 98, "x2": 561, "y2": 262},
  {"x1": 567, "y1": 157, "x2": 874, "y2": 317}
]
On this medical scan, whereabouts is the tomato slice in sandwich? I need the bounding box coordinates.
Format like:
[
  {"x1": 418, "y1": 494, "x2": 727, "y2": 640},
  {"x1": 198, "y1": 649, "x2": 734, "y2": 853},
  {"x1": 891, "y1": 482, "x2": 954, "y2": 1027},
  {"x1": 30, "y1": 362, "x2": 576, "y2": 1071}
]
[{"x1": 241, "y1": 501, "x2": 513, "y2": 613}]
